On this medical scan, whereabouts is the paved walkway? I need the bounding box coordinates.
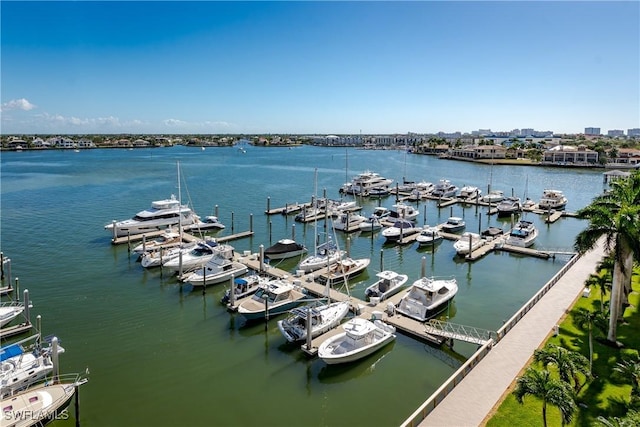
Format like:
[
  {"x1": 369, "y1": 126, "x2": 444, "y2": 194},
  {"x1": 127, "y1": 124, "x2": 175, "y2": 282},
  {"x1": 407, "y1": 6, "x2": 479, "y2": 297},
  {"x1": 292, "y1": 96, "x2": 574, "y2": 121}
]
[{"x1": 419, "y1": 240, "x2": 606, "y2": 427}]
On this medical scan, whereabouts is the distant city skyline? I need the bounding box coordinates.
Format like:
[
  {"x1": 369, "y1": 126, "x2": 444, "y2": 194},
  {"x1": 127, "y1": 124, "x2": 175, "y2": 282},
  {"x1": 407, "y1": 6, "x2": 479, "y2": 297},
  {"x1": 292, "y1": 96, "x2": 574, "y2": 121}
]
[{"x1": 1, "y1": 1, "x2": 638, "y2": 135}]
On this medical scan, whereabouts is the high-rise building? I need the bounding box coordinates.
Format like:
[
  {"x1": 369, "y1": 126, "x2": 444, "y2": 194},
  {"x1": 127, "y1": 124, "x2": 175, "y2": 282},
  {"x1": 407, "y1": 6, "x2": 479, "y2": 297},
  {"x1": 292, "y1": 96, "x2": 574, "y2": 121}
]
[
  {"x1": 584, "y1": 127, "x2": 601, "y2": 135},
  {"x1": 608, "y1": 130, "x2": 624, "y2": 137},
  {"x1": 628, "y1": 128, "x2": 640, "y2": 137}
]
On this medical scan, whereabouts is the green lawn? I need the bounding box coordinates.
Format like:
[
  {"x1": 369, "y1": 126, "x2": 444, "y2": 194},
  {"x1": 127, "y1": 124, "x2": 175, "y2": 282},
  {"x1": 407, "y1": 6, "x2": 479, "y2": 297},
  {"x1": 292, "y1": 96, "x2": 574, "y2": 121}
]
[{"x1": 486, "y1": 268, "x2": 640, "y2": 426}]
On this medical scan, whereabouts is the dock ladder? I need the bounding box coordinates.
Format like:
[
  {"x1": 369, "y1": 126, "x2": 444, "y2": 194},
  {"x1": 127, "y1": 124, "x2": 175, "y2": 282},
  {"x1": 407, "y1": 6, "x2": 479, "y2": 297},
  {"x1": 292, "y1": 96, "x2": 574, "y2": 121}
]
[{"x1": 424, "y1": 319, "x2": 495, "y2": 346}]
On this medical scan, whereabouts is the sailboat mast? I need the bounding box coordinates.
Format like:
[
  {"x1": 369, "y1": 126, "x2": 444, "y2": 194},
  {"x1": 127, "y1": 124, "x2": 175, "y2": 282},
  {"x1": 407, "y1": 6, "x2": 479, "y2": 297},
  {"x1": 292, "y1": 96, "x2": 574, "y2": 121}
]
[{"x1": 177, "y1": 161, "x2": 183, "y2": 240}]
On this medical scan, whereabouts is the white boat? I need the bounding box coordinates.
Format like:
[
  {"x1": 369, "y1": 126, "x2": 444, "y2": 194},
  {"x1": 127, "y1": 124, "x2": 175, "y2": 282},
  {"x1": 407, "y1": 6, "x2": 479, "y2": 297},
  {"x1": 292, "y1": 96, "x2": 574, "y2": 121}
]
[
  {"x1": 482, "y1": 190, "x2": 504, "y2": 203},
  {"x1": 459, "y1": 185, "x2": 482, "y2": 200},
  {"x1": 0, "y1": 303, "x2": 24, "y2": 328},
  {"x1": 431, "y1": 179, "x2": 458, "y2": 198},
  {"x1": 367, "y1": 187, "x2": 390, "y2": 198},
  {"x1": 364, "y1": 270, "x2": 409, "y2": 301},
  {"x1": 396, "y1": 276, "x2": 458, "y2": 321},
  {"x1": 358, "y1": 216, "x2": 384, "y2": 232},
  {"x1": 104, "y1": 194, "x2": 199, "y2": 238},
  {"x1": 1, "y1": 336, "x2": 65, "y2": 398},
  {"x1": 371, "y1": 206, "x2": 391, "y2": 220},
  {"x1": 277, "y1": 300, "x2": 351, "y2": 343},
  {"x1": 332, "y1": 212, "x2": 368, "y2": 232},
  {"x1": 496, "y1": 196, "x2": 522, "y2": 218},
  {"x1": 298, "y1": 239, "x2": 345, "y2": 273},
  {"x1": 317, "y1": 257, "x2": 370, "y2": 284},
  {"x1": 139, "y1": 241, "x2": 196, "y2": 268},
  {"x1": 416, "y1": 226, "x2": 443, "y2": 246},
  {"x1": 440, "y1": 217, "x2": 466, "y2": 233},
  {"x1": 220, "y1": 274, "x2": 268, "y2": 305},
  {"x1": 183, "y1": 245, "x2": 248, "y2": 287},
  {"x1": 317, "y1": 317, "x2": 396, "y2": 365},
  {"x1": 505, "y1": 220, "x2": 538, "y2": 248},
  {"x1": 186, "y1": 215, "x2": 226, "y2": 232},
  {"x1": 0, "y1": 374, "x2": 87, "y2": 427},
  {"x1": 264, "y1": 239, "x2": 307, "y2": 260},
  {"x1": 160, "y1": 240, "x2": 219, "y2": 272},
  {"x1": 382, "y1": 219, "x2": 421, "y2": 242},
  {"x1": 388, "y1": 202, "x2": 419, "y2": 221},
  {"x1": 236, "y1": 279, "x2": 307, "y2": 321},
  {"x1": 341, "y1": 171, "x2": 393, "y2": 196},
  {"x1": 453, "y1": 232, "x2": 485, "y2": 255},
  {"x1": 131, "y1": 229, "x2": 182, "y2": 255},
  {"x1": 538, "y1": 189, "x2": 568, "y2": 210}
]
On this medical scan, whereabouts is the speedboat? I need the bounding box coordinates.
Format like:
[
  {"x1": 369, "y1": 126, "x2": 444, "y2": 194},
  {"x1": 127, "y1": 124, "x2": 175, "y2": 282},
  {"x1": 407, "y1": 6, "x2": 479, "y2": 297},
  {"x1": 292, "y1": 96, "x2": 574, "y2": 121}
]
[
  {"x1": 317, "y1": 257, "x2": 370, "y2": 284},
  {"x1": 237, "y1": 279, "x2": 307, "y2": 321},
  {"x1": 104, "y1": 195, "x2": 199, "y2": 238},
  {"x1": 264, "y1": 239, "x2": 307, "y2": 260},
  {"x1": 382, "y1": 219, "x2": 421, "y2": 242},
  {"x1": 340, "y1": 171, "x2": 393, "y2": 196},
  {"x1": 505, "y1": 220, "x2": 538, "y2": 248},
  {"x1": 131, "y1": 229, "x2": 182, "y2": 255},
  {"x1": 496, "y1": 197, "x2": 522, "y2": 218},
  {"x1": 364, "y1": 270, "x2": 409, "y2": 301},
  {"x1": 538, "y1": 189, "x2": 568, "y2": 210},
  {"x1": 183, "y1": 245, "x2": 248, "y2": 287},
  {"x1": 388, "y1": 203, "x2": 419, "y2": 221},
  {"x1": 332, "y1": 212, "x2": 368, "y2": 232},
  {"x1": 371, "y1": 206, "x2": 391, "y2": 220},
  {"x1": 277, "y1": 300, "x2": 351, "y2": 343},
  {"x1": 416, "y1": 226, "x2": 443, "y2": 246},
  {"x1": 396, "y1": 276, "x2": 458, "y2": 321},
  {"x1": 367, "y1": 187, "x2": 390, "y2": 198},
  {"x1": 482, "y1": 190, "x2": 504, "y2": 204},
  {"x1": 186, "y1": 215, "x2": 226, "y2": 232},
  {"x1": 221, "y1": 274, "x2": 268, "y2": 305},
  {"x1": 298, "y1": 239, "x2": 345, "y2": 273},
  {"x1": 453, "y1": 232, "x2": 485, "y2": 255},
  {"x1": 459, "y1": 185, "x2": 482, "y2": 200},
  {"x1": 160, "y1": 240, "x2": 219, "y2": 272},
  {"x1": 440, "y1": 217, "x2": 466, "y2": 233},
  {"x1": 431, "y1": 179, "x2": 458, "y2": 198},
  {"x1": 0, "y1": 302, "x2": 25, "y2": 327},
  {"x1": 358, "y1": 216, "x2": 384, "y2": 232},
  {"x1": 317, "y1": 317, "x2": 396, "y2": 365}
]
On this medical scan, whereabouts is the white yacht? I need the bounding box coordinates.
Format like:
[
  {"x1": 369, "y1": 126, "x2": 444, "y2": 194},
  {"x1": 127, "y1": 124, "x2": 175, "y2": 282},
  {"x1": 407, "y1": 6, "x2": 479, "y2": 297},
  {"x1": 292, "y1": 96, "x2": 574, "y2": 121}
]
[
  {"x1": 340, "y1": 171, "x2": 393, "y2": 196},
  {"x1": 264, "y1": 239, "x2": 307, "y2": 260},
  {"x1": 358, "y1": 215, "x2": 384, "y2": 232},
  {"x1": 382, "y1": 219, "x2": 421, "y2": 242},
  {"x1": 332, "y1": 212, "x2": 368, "y2": 232},
  {"x1": 453, "y1": 232, "x2": 485, "y2": 255},
  {"x1": 298, "y1": 239, "x2": 345, "y2": 273},
  {"x1": 440, "y1": 217, "x2": 465, "y2": 233},
  {"x1": 132, "y1": 229, "x2": 182, "y2": 255},
  {"x1": 482, "y1": 190, "x2": 504, "y2": 204},
  {"x1": 183, "y1": 245, "x2": 248, "y2": 287},
  {"x1": 416, "y1": 226, "x2": 443, "y2": 246},
  {"x1": 459, "y1": 185, "x2": 482, "y2": 200},
  {"x1": 317, "y1": 317, "x2": 396, "y2": 365},
  {"x1": 538, "y1": 189, "x2": 568, "y2": 210},
  {"x1": 388, "y1": 202, "x2": 419, "y2": 221},
  {"x1": 431, "y1": 179, "x2": 458, "y2": 198},
  {"x1": 0, "y1": 302, "x2": 25, "y2": 328},
  {"x1": 104, "y1": 195, "x2": 199, "y2": 238},
  {"x1": 161, "y1": 240, "x2": 219, "y2": 273},
  {"x1": 364, "y1": 270, "x2": 409, "y2": 301},
  {"x1": 505, "y1": 220, "x2": 538, "y2": 248},
  {"x1": 317, "y1": 257, "x2": 370, "y2": 284},
  {"x1": 277, "y1": 300, "x2": 351, "y2": 343},
  {"x1": 237, "y1": 279, "x2": 307, "y2": 321},
  {"x1": 496, "y1": 196, "x2": 523, "y2": 218},
  {"x1": 396, "y1": 276, "x2": 458, "y2": 321}
]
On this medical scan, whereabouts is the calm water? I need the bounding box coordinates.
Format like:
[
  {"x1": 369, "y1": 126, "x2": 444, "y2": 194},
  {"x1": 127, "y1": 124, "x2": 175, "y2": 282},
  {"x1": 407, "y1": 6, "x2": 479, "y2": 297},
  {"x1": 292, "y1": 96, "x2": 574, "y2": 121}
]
[{"x1": 0, "y1": 145, "x2": 605, "y2": 426}]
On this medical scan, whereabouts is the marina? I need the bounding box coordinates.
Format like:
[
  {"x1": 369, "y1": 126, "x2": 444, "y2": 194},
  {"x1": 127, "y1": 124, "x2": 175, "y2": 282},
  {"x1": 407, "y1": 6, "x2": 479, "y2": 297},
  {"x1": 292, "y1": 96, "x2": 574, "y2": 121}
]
[{"x1": 0, "y1": 144, "x2": 607, "y2": 426}]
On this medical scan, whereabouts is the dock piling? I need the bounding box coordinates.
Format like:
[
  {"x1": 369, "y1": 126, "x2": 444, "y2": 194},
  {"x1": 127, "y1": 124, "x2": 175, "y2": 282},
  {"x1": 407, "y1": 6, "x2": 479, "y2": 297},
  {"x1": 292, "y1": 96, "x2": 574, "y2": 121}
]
[
  {"x1": 52, "y1": 337, "x2": 60, "y2": 383},
  {"x1": 23, "y1": 289, "x2": 30, "y2": 324}
]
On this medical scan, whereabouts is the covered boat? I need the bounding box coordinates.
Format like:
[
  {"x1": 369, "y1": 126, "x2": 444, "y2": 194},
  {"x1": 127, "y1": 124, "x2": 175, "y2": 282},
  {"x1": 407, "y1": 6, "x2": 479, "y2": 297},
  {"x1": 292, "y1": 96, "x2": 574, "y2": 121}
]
[{"x1": 264, "y1": 239, "x2": 307, "y2": 260}]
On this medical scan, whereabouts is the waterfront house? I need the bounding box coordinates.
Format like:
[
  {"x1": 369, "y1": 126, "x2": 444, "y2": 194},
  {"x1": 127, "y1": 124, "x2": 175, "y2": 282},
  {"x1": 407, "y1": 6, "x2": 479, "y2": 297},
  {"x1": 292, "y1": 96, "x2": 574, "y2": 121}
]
[{"x1": 541, "y1": 144, "x2": 599, "y2": 166}]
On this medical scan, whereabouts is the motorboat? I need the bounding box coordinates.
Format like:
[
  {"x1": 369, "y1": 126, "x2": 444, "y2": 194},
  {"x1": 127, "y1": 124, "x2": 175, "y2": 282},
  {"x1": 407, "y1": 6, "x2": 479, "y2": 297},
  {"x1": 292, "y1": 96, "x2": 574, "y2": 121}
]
[
  {"x1": 396, "y1": 276, "x2": 458, "y2": 321},
  {"x1": 277, "y1": 300, "x2": 351, "y2": 343},
  {"x1": 332, "y1": 212, "x2": 368, "y2": 232},
  {"x1": 482, "y1": 190, "x2": 504, "y2": 204},
  {"x1": 131, "y1": 229, "x2": 182, "y2": 255},
  {"x1": 340, "y1": 171, "x2": 393, "y2": 196},
  {"x1": 371, "y1": 206, "x2": 391, "y2": 220},
  {"x1": 160, "y1": 240, "x2": 219, "y2": 273},
  {"x1": 496, "y1": 196, "x2": 523, "y2": 218},
  {"x1": 382, "y1": 219, "x2": 421, "y2": 242},
  {"x1": 317, "y1": 257, "x2": 370, "y2": 284},
  {"x1": 416, "y1": 226, "x2": 443, "y2": 246},
  {"x1": 431, "y1": 179, "x2": 458, "y2": 198},
  {"x1": 317, "y1": 317, "x2": 396, "y2": 365},
  {"x1": 325, "y1": 200, "x2": 358, "y2": 217},
  {"x1": 458, "y1": 185, "x2": 482, "y2": 200},
  {"x1": 264, "y1": 239, "x2": 307, "y2": 260},
  {"x1": 104, "y1": 195, "x2": 199, "y2": 238},
  {"x1": 358, "y1": 216, "x2": 384, "y2": 232},
  {"x1": 505, "y1": 220, "x2": 538, "y2": 248},
  {"x1": 221, "y1": 274, "x2": 267, "y2": 305},
  {"x1": 186, "y1": 215, "x2": 226, "y2": 232},
  {"x1": 298, "y1": 239, "x2": 345, "y2": 273},
  {"x1": 0, "y1": 302, "x2": 25, "y2": 328},
  {"x1": 364, "y1": 270, "x2": 409, "y2": 301},
  {"x1": 140, "y1": 241, "x2": 196, "y2": 268},
  {"x1": 367, "y1": 187, "x2": 390, "y2": 198},
  {"x1": 183, "y1": 245, "x2": 249, "y2": 287},
  {"x1": 538, "y1": 189, "x2": 568, "y2": 210},
  {"x1": 481, "y1": 226, "x2": 504, "y2": 239},
  {"x1": 1, "y1": 335, "x2": 65, "y2": 398},
  {"x1": 236, "y1": 279, "x2": 307, "y2": 321},
  {"x1": 388, "y1": 203, "x2": 419, "y2": 221},
  {"x1": 453, "y1": 232, "x2": 485, "y2": 255},
  {"x1": 294, "y1": 206, "x2": 323, "y2": 222},
  {"x1": 440, "y1": 217, "x2": 466, "y2": 233}
]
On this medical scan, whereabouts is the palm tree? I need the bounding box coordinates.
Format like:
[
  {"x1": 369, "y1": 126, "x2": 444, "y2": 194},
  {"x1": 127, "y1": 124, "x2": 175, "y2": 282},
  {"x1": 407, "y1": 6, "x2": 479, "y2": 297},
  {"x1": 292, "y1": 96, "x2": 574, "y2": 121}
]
[
  {"x1": 513, "y1": 367, "x2": 576, "y2": 427},
  {"x1": 574, "y1": 170, "x2": 640, "y2": 345},
  {"x1": 573, "y1": 307, "x2": 596, "y2": 374},
  {"x1": 613, "y1": 355, "x2": 640, "y2": 399},
  {"x1": 534, "y1": 343, "x2": 591, "y2": 394},
  {"x1": 586, "y1": 272, "x2": 611, "y2": 312}
]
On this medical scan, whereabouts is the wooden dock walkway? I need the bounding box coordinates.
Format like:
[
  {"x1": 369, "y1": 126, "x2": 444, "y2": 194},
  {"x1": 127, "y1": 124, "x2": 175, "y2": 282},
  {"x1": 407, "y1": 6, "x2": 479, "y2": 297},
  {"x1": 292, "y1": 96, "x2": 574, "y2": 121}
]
[{"x1": 111, "y1": 229, "x2": 253, "y2": 246}]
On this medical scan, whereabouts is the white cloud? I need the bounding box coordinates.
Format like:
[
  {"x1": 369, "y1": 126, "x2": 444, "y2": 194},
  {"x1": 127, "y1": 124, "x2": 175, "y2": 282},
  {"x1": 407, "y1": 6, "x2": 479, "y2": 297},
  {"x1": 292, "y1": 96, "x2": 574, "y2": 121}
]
[
  {"x1": 163, "y1": 119, "x2": 188, "y2": 127},
  {"x1": 1, "y1": 98, "x2": 37, "y2": 111}
]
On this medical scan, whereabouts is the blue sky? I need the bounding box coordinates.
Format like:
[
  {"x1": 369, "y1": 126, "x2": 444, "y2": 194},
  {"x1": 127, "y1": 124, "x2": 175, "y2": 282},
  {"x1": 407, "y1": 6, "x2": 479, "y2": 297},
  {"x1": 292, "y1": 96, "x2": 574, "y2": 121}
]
[{"x1": 1, "y1": 1, "x2": 638, "y2": 135}]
